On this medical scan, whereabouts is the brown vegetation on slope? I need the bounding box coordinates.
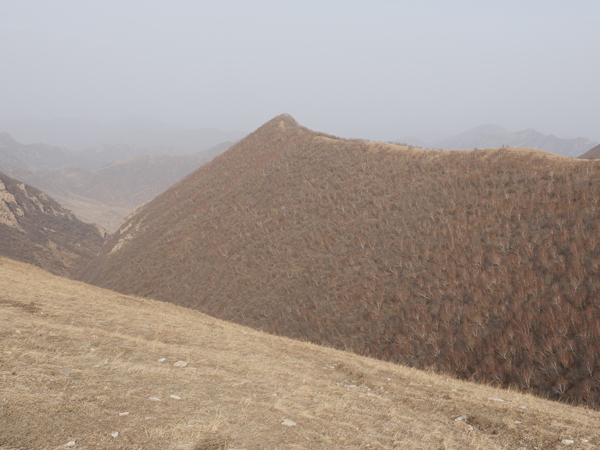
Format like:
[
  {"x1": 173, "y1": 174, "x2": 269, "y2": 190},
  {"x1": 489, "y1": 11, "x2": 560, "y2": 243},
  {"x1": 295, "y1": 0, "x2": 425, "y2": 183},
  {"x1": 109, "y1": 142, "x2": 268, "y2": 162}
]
[
  {"x1": 3, "y1": 256, "x2": 600, "y2": 449},
  {"x1": 0, "y1": 171, "x2": 104, "y2": 276},
  {"x1": 80, "y1": 115, "x2": 600, "y2": 409},
  {"x1": 579, "y1": 143, "x2": 600, "y2": 160}
]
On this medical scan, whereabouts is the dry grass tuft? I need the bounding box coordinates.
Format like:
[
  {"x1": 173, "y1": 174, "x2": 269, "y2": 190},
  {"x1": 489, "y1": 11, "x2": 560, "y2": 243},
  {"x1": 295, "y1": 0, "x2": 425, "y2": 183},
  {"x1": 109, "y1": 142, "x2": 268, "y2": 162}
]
[{"x1": 192, "y1": 433, "x2": 231, "y2": 450}]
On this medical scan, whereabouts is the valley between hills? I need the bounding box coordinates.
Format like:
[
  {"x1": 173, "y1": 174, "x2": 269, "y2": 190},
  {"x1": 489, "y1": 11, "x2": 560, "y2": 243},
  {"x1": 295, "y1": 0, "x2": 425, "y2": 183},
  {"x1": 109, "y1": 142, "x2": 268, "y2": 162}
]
[{"x1": 2, "y1": 114, "x2": 600, "y2": 449}]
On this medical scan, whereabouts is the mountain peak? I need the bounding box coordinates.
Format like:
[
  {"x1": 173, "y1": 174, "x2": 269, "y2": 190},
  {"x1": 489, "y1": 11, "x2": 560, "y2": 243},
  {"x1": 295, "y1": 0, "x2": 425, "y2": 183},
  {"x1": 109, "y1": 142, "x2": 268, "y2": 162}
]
[
  {"x1": 455, "y1": 124, "x2": 510, "y2": 139},
  {"x1": 0, "y1": 131, "x2": 18, "y2": 145},
  {"x1": 265, "y1": 114, "x2": 300, "y2": 130}
]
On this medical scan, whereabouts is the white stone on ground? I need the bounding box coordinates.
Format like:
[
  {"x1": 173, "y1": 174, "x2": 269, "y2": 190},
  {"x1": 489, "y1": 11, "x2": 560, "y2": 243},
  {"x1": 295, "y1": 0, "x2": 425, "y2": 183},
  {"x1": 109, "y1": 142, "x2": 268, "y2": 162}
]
[
  {"x1": 281, "y1": 419, "x2": 296, "y2": 426},
  {"x1": 170, "y1": 395, "x2": 181, "y2": 400},
  {"x1": 64, "y1": 442, "x2": 76, "y2": 447},
  {"x1": 149, "y1": 397, "x2": 161, "y2": 401},
  {"x1": 119, "y1": 412, "x2": 129, "y2": 416},
  {"x1": 562, "y1": 440, "x2": 575, "y2": 445},
  {"x1": 158, "y1": 358, "x2": 165, "y2": 362},
  {"x1": 174, "y1": 361, "x2": 187, "y2": 367},
  {"x1": 111, "y1": 432, "x2": 119, "y2": 438},
  {"x1": 455, "y1": 415, "x2": 468, "y2": 421}
]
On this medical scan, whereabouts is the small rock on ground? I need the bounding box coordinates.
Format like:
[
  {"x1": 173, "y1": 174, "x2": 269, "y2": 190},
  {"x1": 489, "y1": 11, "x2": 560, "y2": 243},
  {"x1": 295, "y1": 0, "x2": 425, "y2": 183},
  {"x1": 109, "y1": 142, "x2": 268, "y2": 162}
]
[
  {"x1": 64, "y1": 442, "x2": 76, "y2": 447},
  {"x1": 149, "y1": 397, "x2": 161, "y2": 401},
  {"x1": 170, "y1": 395, "x2": 182, "y2": 400},
  {"x1": 455, "y1": 415, "x2": 468, "y2": 421},
  {"x1": 174, "y1": 361, "x2": 188, "y2": 367},
  {"x1": 281, "y1": 419, "x2": 296, "y2": 427},
  {"x1": 158, "y1": 358, "x2": 166, "y2": 362},
  {"x1": 111, "y1": 432, "x2": 119, "y2": 438},
  {"x1": 562, "y1": 440, "x2": 575, "y2": 445}
]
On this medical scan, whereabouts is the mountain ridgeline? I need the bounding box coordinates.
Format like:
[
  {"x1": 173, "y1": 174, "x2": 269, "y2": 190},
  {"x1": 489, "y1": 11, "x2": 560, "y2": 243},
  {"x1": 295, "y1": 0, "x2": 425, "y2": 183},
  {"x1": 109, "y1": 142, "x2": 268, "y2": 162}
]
[
  {"x1": 401, "y1": 124, "x2": 597, "y2": 157},
  {"x1": 80, "y1": 115, "x2": 600, "y2": 408}
]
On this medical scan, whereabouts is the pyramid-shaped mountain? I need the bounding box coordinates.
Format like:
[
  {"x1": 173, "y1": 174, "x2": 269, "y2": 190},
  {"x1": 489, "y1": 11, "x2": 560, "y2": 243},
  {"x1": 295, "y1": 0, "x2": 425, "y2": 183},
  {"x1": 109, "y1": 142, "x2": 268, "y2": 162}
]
[
  {"x1": 0, "y1": 171, "x2": 105, "y2": 275},
  {"x1": 80, "y1": 115, "x2": 600, "y2": 408}
]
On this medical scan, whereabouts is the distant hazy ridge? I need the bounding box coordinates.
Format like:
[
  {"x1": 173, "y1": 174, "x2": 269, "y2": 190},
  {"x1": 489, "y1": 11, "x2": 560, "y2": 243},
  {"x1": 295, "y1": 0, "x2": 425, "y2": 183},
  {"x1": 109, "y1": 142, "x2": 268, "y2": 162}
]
[
  {"x1": 402, "y1": 124, "x2": 597, "y2": 157},
  {"x1": 0, "y1": 130, "x2": 235, "y2": 230}
]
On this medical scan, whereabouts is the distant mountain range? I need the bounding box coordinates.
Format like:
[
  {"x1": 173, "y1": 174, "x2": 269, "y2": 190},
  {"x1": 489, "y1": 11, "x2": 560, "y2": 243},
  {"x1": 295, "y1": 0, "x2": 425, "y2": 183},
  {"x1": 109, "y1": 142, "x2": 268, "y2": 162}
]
[
  {"x1": 0, "y1": 116, "x2": 246, "y2": 153},
  {"x1": 0, "y1": 139, "x2": 231, "y2": 231},
  {"x1": 0, "y1": 171, "x2": 104, "y2": 275},
  {"x1": 400, "y1": 124, "x2": 597, "y2": 157}
]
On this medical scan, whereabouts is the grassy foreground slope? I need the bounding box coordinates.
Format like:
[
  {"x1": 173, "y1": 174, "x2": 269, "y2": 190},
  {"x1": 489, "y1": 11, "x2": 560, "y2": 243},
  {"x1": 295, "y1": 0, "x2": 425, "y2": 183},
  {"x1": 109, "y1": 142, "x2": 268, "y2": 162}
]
[
  {"x1": 80, "y1": 115, "x2": 600, "y2": 408},
  {"x1": 2, "y1": 257, "x2": 600, "y2": 449}
]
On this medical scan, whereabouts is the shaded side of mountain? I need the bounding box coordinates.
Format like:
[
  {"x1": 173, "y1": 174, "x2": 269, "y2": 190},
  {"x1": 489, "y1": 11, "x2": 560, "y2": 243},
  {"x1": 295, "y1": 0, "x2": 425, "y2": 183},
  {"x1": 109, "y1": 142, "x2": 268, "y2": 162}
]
[
  {"x1": 80, "y1": 114, "x2": 600, "y2": 409},
  {"x1": 578, "y1": 143, "x2": 600, "y2": 160},
  {"x1": 0, "y1": 142, "x2": 230, "y2": 231},
  {"x1": 0, "y1": 171, "x2": 105, "y2": 275},
  {"x1": 435, "y1": 126, "x2": 596, "y2": 157}
]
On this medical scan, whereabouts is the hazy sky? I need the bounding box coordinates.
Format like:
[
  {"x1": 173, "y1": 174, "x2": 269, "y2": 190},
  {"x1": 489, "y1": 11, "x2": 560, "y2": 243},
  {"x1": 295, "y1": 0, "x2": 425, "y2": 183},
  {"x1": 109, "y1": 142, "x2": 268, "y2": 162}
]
[{"x1": 1, "y1": 1, "x2": 599, "y2": 142}]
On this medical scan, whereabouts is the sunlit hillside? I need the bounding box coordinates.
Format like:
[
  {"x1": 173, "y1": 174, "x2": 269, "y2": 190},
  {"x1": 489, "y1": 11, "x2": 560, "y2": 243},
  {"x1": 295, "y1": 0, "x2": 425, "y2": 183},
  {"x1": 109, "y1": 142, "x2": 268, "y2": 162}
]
[
  {"x1": 79, "y1": 115, "x2": 600, "y2": 409},
  {"x1": 2, "y1": 256, "x2": 599, "y2": 449}
]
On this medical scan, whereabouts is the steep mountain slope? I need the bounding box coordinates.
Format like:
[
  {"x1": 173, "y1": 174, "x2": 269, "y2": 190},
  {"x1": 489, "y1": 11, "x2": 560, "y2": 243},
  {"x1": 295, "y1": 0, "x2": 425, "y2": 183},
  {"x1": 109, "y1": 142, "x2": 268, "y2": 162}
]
[
  {"x1": 3, "y1": 257, "x2": 600, "y2": 449},
  {"x1": 80, "y1": 115, "x2": 600, "y2": 408},
  {"x1": 0, "y1": 171, "x2": 104, "y2": 275},
  {"x1": 579, "y1": 143, "x2": 600, "y2": 160},
  {"x1": 0, "y1": 142, "x2": 231, "y2": 231}
]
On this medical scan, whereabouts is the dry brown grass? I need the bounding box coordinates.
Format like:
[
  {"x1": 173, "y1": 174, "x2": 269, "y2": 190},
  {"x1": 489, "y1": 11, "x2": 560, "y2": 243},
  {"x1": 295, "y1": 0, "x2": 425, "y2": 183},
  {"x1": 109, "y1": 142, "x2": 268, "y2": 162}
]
[
  {"x1": 2, "y1": 257, "x2": 599, "y2": 449},
  {"x1": 79, "y1": 115, "x2": 600, "y2": 409}
]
